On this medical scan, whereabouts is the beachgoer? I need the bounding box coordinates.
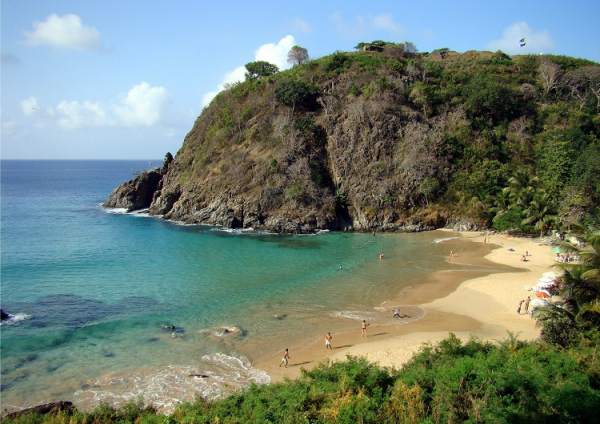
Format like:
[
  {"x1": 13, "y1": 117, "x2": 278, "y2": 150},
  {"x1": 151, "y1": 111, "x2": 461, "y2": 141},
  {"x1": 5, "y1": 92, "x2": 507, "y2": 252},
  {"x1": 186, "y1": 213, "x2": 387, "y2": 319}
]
[
  {"x1": 279, "y1": 348, "x2": 291, "y2": 368},
  {"x1": 379, "y1": 252, "x2": 384, "y2": 260},
  {"x1": 325, "y1": 332, "x2": 333, "y2": 350},
  {"x1": 448, "y1": 250, "x2": 454, "y2": 260},
  {"x1": 524, "y1": 296, "x2": 531, "y2": 314},
  {"x1": 392, "y1": 309, "x2": 400, "y2": 318},
  {"x1": 525, "y1": 251, "x2": 529, "y2": 257},
  {"x1": 361, "y1": 320, "x2": 369, "y2": 336},
  {"x1": 521, "y1": 254, "x2": 527, "y2": 262},
  {"x1": 517, "y1": 299, "x2": 524, "y2": 314}
]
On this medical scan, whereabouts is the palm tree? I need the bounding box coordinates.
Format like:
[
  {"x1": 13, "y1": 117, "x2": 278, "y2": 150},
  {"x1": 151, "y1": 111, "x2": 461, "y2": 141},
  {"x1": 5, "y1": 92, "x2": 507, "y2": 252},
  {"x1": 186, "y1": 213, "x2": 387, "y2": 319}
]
[
  {"x1": 521, "y1": 192, "x2": 557, "y2": 238},
  {"x1": 534, "y1": 224, "x2": 600, "y2": 345},
  {"x1": 504, "y1": 168, "x2": 538, "y2": 206}
]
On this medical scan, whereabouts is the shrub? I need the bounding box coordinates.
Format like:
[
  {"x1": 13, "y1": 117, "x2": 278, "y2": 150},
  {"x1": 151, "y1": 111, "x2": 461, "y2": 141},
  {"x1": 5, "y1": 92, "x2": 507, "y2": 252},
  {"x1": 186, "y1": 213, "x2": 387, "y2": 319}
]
[
  {"x1": 274, "y1": 81, "x2": 320, "y2": 111},
  {"x1": 324, "y1": 51, "x2": 351, "y2": 73}
]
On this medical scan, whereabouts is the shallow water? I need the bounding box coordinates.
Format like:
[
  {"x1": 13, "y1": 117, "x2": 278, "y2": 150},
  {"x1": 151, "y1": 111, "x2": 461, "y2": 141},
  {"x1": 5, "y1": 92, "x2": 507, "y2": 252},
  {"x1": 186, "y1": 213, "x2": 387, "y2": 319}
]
[{"x1": 1, "y1": 160, "x2": 455, "y2": 412}]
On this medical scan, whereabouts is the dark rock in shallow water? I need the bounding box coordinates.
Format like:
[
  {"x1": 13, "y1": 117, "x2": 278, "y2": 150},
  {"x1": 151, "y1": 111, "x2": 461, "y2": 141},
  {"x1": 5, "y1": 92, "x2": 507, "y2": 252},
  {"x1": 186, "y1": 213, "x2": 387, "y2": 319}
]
[
  {"x1": 104, "y1": 153, "x2": 173, "y2": 213},
  {"x1": 1, "y1": 309, "x2": 10, "y2": 321},
  {"x1": 3, "y1": 401, "x2": 76, "y2": 420},
  {"x1": 162, "y1": 325, "x2": 184, "y2": 333},
  {"x1": 147, "y1": 337, "x2": 160, "y2": 343},
  {"x1": 103, "y1": 170, "x2": 163, "y2": 212}
]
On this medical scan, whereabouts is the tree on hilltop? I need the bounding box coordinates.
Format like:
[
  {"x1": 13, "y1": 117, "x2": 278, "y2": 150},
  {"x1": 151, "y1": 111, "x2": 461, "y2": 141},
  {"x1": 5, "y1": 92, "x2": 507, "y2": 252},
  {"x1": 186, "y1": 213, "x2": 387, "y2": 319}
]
[
  {"x1": 244, "y1": 61, "x2": 279, "y2": 81},
  {"x1": 287, "y1": 46, "x2": 309, "y2": 66}
]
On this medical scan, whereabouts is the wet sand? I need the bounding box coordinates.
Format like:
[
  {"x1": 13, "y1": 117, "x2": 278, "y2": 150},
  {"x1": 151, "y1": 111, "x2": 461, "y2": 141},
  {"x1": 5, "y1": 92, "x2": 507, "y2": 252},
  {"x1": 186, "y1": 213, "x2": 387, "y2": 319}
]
[{"x1": 255, "y1": 231, "x2": 553, "y2": 381}]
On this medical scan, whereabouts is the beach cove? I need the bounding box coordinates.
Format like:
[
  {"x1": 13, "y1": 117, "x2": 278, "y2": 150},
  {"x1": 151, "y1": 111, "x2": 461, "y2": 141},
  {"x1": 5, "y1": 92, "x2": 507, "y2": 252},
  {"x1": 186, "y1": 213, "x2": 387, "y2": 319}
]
[
  {"x1": 1, "y1": 161, "x2": 555, "y2": 415},
  {"x1": 256, "y1": 231, "x2": 553, "y2": 382}
]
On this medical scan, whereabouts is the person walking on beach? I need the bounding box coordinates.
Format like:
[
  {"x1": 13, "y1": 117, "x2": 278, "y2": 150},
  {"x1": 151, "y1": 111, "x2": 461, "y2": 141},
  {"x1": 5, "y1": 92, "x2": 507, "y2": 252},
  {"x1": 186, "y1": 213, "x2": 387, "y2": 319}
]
[
  {"x1": 279, "y1": 348, "x2": 291, "y2": 368},
  {"x1": 361, "y1": 320, "x2": 369, "y2": 336},
  {"x1": 524, "y1": 296, "x2": 531, "y2": 314},
  {"x1": 448, "y1": 250, "x2": 454, "y2": 260},
  {"x1": 325, "y1": 332, "x2": 333, "y2": 350},
  {"x1": 517, "y1": 299, "x2": 524, "y2": 314}
]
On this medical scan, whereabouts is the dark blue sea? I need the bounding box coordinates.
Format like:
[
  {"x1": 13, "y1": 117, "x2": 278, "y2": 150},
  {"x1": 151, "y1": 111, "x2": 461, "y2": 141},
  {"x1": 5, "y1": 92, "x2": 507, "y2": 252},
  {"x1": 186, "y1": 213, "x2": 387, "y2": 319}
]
[{"x1": 1, "y1": 160, "x2": 450, "y2": 412}]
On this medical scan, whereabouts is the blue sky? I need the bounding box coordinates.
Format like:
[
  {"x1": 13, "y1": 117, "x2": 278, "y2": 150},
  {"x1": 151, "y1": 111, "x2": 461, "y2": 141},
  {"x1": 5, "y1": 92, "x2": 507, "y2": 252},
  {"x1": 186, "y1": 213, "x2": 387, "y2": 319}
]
[{"x1": 2, "y1": 0, "x2": 599, "y2": 159}]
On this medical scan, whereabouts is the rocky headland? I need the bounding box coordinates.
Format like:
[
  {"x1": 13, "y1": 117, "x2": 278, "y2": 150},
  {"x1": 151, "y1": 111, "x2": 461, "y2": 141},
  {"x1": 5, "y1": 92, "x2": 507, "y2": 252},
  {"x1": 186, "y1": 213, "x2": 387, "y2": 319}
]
[{"x1": 104, "y1": 48, "x2": 599, "y2": 234}]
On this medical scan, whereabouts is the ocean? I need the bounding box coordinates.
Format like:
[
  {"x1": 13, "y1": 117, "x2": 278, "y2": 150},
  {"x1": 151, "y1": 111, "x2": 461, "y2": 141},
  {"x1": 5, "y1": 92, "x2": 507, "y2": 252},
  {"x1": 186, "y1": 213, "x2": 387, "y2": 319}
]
[{"x1": 1, "y1": 160, "x2": 453, "y2": 413}]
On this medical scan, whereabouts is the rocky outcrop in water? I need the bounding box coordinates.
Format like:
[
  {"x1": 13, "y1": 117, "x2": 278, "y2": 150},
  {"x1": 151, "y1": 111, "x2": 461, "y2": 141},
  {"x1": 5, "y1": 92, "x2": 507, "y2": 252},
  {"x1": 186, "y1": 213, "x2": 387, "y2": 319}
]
[
  {"x1": 103, "y1": 153, "x2": 172, "y2": 212},
  {"x1": 2, "y1": 401, "x2": 76, "y2": 420}
]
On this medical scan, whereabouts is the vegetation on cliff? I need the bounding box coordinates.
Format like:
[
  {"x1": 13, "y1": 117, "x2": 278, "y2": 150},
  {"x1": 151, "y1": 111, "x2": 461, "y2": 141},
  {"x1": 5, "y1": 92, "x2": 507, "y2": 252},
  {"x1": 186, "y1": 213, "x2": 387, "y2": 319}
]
[{"x1": 106, "y1": 42, "x2": 600, "y2": 234}]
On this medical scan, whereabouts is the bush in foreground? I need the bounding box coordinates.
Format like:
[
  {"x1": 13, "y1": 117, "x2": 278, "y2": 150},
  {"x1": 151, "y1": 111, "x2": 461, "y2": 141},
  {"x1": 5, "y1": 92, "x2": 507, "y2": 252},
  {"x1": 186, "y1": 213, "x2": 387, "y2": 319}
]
[{"x1": 5, "y1": 334, "x2": 599, "y2": 423}]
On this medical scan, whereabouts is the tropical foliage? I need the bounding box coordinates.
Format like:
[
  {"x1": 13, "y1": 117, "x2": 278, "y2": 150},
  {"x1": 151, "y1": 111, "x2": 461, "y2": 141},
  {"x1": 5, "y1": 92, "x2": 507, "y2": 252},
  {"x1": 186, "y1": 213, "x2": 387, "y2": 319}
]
[
  {"x1": 244, "y1": 61, "x2": 279, "y2": 80},
  {"x1": 535, "y1": 224, "x2": 600, "y2": 346},
  {"x1": 6, "y1": 335, "x2": 599, "y2": 423}
]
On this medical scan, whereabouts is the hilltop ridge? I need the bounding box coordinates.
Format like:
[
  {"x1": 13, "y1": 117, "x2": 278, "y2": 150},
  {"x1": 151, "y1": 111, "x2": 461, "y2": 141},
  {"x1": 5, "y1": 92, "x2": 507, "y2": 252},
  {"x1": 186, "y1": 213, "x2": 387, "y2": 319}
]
[{"x1": 106, "y1": 46, "x2": 600, "y2": 234}]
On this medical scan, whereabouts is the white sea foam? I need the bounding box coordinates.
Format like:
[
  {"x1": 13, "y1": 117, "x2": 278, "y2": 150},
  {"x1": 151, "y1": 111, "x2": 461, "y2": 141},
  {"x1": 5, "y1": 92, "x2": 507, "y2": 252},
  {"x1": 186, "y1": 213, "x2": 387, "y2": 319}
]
[
  {"x1": 103, "y1": 207, "x2": 130, "y2": 214},
  {"x1": 73, "y1": 354, "x2": 270, "y2": 414},
  {"x1": 329, "y1": 310, "x2": 381, "y2": 321},
  {"x1": 434, "y1": 237, "x2": 458, "y2": 243},
  {"x1": 213, "y1": 227, "x2": 256, "y2": 234},
  {"x1": 0, "y1": 313, "x2": 33, "y2": 326}
]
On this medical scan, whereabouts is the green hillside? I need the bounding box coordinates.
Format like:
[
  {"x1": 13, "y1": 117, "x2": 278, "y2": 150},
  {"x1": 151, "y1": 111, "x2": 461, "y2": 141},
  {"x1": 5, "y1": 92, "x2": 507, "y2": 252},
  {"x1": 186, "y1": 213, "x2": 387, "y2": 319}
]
[{"x1": 108, "y1": 43, "x2": 600, "y2": 234}]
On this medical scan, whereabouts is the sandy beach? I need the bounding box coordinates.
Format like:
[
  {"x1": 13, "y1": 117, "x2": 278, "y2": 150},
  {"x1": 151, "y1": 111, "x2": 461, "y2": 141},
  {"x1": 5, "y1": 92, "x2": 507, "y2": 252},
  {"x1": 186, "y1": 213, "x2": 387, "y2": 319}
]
[{"x1": 255, "y1": 231, "x2": 555, "y2": 381}]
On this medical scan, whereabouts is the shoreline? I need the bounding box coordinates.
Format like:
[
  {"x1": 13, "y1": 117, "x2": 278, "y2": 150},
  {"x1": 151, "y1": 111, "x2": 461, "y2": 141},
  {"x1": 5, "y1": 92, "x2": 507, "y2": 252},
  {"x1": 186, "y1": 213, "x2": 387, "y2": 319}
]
[{"x1": 255, "y1": 230, "x2": 554, "y2": 381}]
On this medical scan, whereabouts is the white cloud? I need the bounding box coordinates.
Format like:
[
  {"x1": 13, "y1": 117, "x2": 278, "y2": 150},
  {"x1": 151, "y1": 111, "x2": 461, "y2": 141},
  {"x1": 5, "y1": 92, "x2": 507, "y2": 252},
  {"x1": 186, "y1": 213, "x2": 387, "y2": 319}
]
[
  {"x1": 201, "y1": 35, "x2": 297, "y2": 107},
  {"x1": 332, "y1": 11, "x2": 366, "y2": 38},
  {"x1": 55, "y1": 100, "x2": 108, "y2": 129},
  {"x1": 1, "y1": 119, "x2": 25, "y2": 139},
  {"x1": 290, "y1": 18, "x2": 312, "y2": 35},
  {"x1": 372, "y1": 13, "x2": 404, "y2": 35},
  {"x1": 21, "y1": 96, "x2": 39, "y2": 116},
  {"x1": 47, "y1": 82, "x2": 171, "y2": 129},
  {"x1": 114, "y1": 82, "x2": 172, "y2": 126},
  {"x1": 255, "y1": 35, "x2": 296, "y2": 69},
  {"x1": 486, "y1": 22, "x2": 555, "y2": 55},
  {"x1": 24, "y1": 14, "x2": 101, "y2": 51},
  {"x1": 331, "y1": 12, "x2": 404, "y2": 38}
]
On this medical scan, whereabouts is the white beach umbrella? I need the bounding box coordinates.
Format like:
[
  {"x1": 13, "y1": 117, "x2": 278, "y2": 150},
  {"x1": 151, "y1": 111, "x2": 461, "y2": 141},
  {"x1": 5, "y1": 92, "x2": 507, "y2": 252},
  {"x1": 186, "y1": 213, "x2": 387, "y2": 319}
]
[{"x1": 529, "y1": 298, "x2": 547, "y2": 310}]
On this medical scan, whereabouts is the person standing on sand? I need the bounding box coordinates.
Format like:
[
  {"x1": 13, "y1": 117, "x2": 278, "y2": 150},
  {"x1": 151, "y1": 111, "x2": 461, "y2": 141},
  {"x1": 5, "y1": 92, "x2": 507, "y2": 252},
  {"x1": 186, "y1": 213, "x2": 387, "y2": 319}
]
[
  {"x1": 361, "y1": 320, "x2": 369, "y2": 336},
  {"x1": 279, "y1": 348, "x2": 291, "y2": 368},
  {"x1": 517, "y1": 299, "x2": 524, "y2": 314},
  {"x1": 325, "y1": 332, "x2": 333, "y2": 350},
  {"x1": 524, "y1": 296, "x2": 531, "y2": 314},
  {"x1": 448, "y1": 250, "x2": 454, "y2": 260}
]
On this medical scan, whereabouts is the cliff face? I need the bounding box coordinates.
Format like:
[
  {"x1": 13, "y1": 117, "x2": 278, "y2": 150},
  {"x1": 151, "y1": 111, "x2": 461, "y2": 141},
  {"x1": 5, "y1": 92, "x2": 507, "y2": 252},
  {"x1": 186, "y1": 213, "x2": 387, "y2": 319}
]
[{"x1": 104, "y1": 49, "x2": 600, "y2": 233}]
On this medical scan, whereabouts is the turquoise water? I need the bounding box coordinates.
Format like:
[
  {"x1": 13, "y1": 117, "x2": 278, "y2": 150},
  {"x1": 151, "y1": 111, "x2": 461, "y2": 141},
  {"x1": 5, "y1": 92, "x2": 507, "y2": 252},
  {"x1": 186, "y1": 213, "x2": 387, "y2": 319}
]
[{"x1": 1, "y1": 160, "x2": 451, "y2": 412}]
